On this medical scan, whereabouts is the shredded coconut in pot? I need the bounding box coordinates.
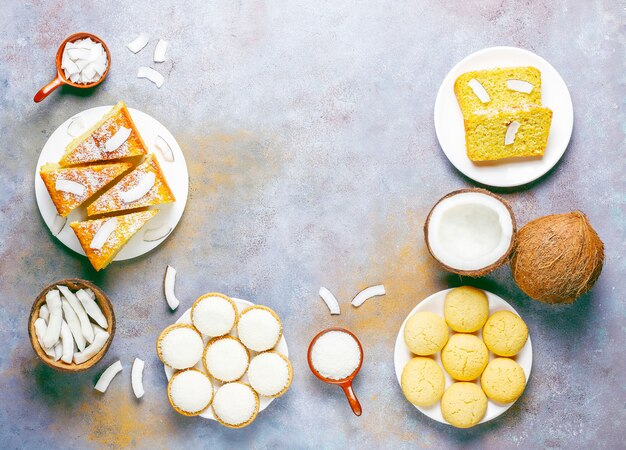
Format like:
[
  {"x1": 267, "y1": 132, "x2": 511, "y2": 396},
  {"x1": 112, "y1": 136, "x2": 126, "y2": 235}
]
[{"x1": 311, "y1": 331, "x2": 361, "y2": 380}]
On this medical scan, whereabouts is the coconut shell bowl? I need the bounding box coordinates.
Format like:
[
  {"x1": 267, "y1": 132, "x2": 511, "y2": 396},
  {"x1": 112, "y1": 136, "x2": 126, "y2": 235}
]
[{"x1": 28, "y1": 278, "x2": 115, "y2": 372}]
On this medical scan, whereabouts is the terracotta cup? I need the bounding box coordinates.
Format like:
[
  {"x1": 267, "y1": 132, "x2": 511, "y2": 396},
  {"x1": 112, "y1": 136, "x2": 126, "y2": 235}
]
[
  {"x1": 34, "y1": 32, "x2": 111, "y2": 103},
  {"x1": 307, "y1": 327, "x2": 363, "y2": 416}
]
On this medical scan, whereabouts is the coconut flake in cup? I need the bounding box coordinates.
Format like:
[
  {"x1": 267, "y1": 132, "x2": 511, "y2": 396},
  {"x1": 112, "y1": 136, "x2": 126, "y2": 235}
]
[
  {"x1": 424, "y1": 188, "x2": 516, "y2": 277},
  {"x1": 61, "y1": 37, "x2": 108, "y2": 85},
  {"x1": 310, "y1": 330, "x2": 362, "y2": 381},
  {"x1": 237, "y1": 305, "x2": 282, "y2": 352},
  {"x1": 202, "y1": 336, "x2": 249, "y2": 383},
  {"x1": 191, "y1": 293, "x2": 238, "y2": 338},
  {"x1": 212, "y1": 382, "x2": 260, "y2": 429},
  {"x1": 247, "y1": 351, "x2": 293, "y2": 398},
  {"x1": 168, "y1": 369, "x2": 214, "y2": 416},
  {"x1": 157, "y1": 324, "x2": 204, "y2": 370}
]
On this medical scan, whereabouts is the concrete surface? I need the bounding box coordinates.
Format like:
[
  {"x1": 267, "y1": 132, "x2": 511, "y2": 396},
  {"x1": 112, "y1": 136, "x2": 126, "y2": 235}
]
[{"x1": 1, "y1": 0, "x2": 624, "y2": 448}]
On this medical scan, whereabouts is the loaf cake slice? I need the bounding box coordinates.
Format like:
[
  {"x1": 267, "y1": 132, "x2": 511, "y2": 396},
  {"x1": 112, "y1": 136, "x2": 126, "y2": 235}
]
[
  {"x1": 86, "y1": 154, "x2": 175, "y2": 217},
  {"x1": 59, "y1": 102, "x2": 148, "y2": 167},
  {"x1": 464, "y1": 105, "x2": 552, "y2": 161}
]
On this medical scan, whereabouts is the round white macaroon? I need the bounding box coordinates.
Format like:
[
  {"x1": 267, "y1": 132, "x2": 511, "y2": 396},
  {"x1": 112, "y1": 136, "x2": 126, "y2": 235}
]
[
  {"x1": 237, "y1": 306, "x2": 282, "y2": 352},
  {"x1": 212, "y1": 382, "x2": 259, "y2": 428},
  {"x1": 168, "y1": 369, "x2": 214, "y2": 416},
  {"x1": 203, "y1": 337, "x2": 249, "y2": 382},
  {"x1": 191, "y1": 293, "x2": 237, "y2": 337},
  {"x1": 158, "y1": 325, "x2": 204, "y2": 370},
  {"x1": 247, "y1": 351, "x2": 292, "y2": 397}
]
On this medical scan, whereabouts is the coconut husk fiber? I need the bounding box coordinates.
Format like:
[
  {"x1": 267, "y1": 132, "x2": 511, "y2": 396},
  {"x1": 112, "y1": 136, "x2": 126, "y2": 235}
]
[{"x1": 510, "y1": 211, "x2": 604, "y2": 304}]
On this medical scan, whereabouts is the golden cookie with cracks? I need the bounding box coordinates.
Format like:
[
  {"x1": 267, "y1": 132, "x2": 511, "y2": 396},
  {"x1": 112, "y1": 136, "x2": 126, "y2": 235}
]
[
  {"x1": 441, "y1": 333, "x2": 488, "y2": 381},
  {"x1": 444, "y1": 286, "x2": 489, "y2": 332},
  {"x1": 482, "y1": 310, "x2": 528, "y2": 357},
  {"x1": 403, "y1": 312, "x2": 449, "y2": 356},
  {"x1": 481, "y1": 357, "x2": 526, "y2": 403},
  {"x1": 401, "y1": 357, "x2": 445, "y2": 407},
  {"x1": 441, "y1": 382, "x2": 487, "y2": 428}
]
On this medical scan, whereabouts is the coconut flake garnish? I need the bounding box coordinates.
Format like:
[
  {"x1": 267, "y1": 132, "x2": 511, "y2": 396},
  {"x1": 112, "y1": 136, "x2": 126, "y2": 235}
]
[
  {"x1": 90, "y1": 217, "x2": 118, "y2": 250},
  {"x1": 104, "y1": 126, "x2": 132, "y2": 153},
  {"x1": 127, "y1": 33, "x2": 150, "y2": 53},
  {"x1": 505, "y1": 121, "x2": 521, "y2": 145},
  {"x1": 137, "y1": 66, "x2": 164, "y2": 88},
  {"x1": 143, "y1": 224, "x2": 172, "y2": 242},
  {"x1": 120, "y1": 172, "x2": 156, "y2": 203},
  {"x1": 468, "y1": 78, "x2": 490, "y2": 103},
  {"x1": 507, "y1": 79, "x2": 534, "y2": 94},
  {"x1": 67, "y1": 116, "x2": 86, "y2": 137},
  {"x1": 319, "y1": 287, "x2": 340, "y2": 315},
  {"x1": 51, "y1": 214, "x2": 67, "y2": 236},
  {"x1": 351, "y1": 284, "x2": 386, "y2": 307},
  {"x1": 94, "y1": 360, "x2": 123, "y2": 393},
  {"x1": 132, "y1": 358, "x2": 145, "y2": 398},
  {"x1": 55, "y1": 179, "x2": 86, "y2": 196},
  {"x1": 155, "y1": 135, "x2": 175, "y2": 162},
  {"x1": 154, "y1": 39, "x2": 168, "y2": 63},
  {"x1": 164, "y1": 265, "x2": 180, "y2": 310}
]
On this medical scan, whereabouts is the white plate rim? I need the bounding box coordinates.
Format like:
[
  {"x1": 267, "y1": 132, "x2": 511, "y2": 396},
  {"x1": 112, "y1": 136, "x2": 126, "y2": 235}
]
[
  {"x1": 393, "y1": 287, "x2": 533, "y2": 427},
  {"x1": 163, "y1": 297, "x2": 289, "y2": 421},
  {"x1": 434, "y1": 46, "x2": 574, "y2": 187}
]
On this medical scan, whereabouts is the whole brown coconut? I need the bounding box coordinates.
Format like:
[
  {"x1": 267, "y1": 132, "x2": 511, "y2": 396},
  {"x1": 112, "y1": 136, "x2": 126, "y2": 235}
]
[{"x1": 510, "y1": 211, "x2": 604, "y2": 304}]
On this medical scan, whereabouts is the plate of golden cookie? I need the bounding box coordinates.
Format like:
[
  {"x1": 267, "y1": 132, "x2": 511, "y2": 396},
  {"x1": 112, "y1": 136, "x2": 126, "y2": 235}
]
[{"x1": 394, "y1": 286, "x2": 532, "y2": 428}]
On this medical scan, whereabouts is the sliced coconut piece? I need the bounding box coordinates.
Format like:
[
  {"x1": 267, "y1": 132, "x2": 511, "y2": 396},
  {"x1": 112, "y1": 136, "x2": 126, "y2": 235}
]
[
  {"x1": 163, "y1": 265, "x2": 180, "y2": 310},
  {"x1": 424, "y1": 189, "x2": 516, "y2": 277},
  {"x1": 43, "y1": 290, "x2": 63, "y2": 348},
  {"x1": 60, "y1": 321, "x2": 74, "y2": 364},
  {"x1": 468, "y1": 78, "x2": 490, "y2": 103},
  {"x1": 53, "y1": 342, "x2": 63, "y2": 361},
  {"x1": 67, "y1": 47, "x2": 91, "y2": 61},
  {"x1": 55, "y1": 179, "x2": 86, "y2": 196},
  {"x1": 67, "y1": 116, "x2": 86, "y2": 137},
  {"x1": 132, "y1": 358, "x2": 145, "y2": 399},
  {"x1": 39, "y1": 304, "x2": 50, "y2": 323},
  {"x1": 74, "y1": 331, "x2": 109, "y2": 364},
  {"x1": 137, "y1": 66, "x2": 164, "y2": 88},
  {"x1": 76, "y1": 289, "x2": 108, "y2": 329},
  {"x1": 61, "y1": 299, "x2": 86, "y2": 351},
  {"x1": 143, "y1": 224, "x2": 172, "y2": 242},
  {"x1": 154, "y1": 39, "x2": 168, "y2": 62},
  {"x1": 127, "y1": 33, "x2": 150, "y2": 53},
  {"x1": 86, "y1": 288, "x2": 96, "y2": 300},
  {"x1": 120, "y1": 172, "x2": 156, "y2": 203},
  {"x1": 318, "y1": 287, "x2": 340, "y2": 315},
  {"x1": 94, "y1": 360, "x2": 123, "y2": 393},
  {"x1": 50, "y1": 214, "x2": 67, "y2": 236},
  {"x1": 157, "y1": 325, "x2": 204, "y2": 370},
  {"x1": 58, "y1": 285, "x2": 94, "y2": 344},
  {"x1": 34, "y1": 318, "x2": 56, "y2": 358},
  {"x1": 351, "y1": 284, "x2": 386, "y2": 307},
  {"x1": 104, "y1": 126, "x2": 131, "y2": 153},
  {"x1": 507, "y1": 79, "x2": 534, "y2": 94},
  {"x1": 154, "y1": 135, "x2": 175, "y2": 162},
  {"x1": 505, "y1": 121, "x2": 521, "y2": 145},
  {"x1": 90, "y1": 217, "x2": 118, "y2": 250}
]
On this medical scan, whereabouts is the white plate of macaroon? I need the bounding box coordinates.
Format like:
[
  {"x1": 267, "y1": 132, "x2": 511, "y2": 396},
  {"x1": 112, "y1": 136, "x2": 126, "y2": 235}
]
[
  {"x1": 394, "y1": 286, "x2": 532, "y2": 429},
  {"x1": 158, "y1": 293, "x2": 291, "y2": 428},
  {"x1": 434, "y1": 46, "x2": 573, "y2": 187}
]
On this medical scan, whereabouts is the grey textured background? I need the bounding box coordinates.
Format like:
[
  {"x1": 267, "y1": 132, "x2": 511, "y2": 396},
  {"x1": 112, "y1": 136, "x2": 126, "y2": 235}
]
[{"x1": 1, "y1": 1, "x2": 625, "y2": 448}]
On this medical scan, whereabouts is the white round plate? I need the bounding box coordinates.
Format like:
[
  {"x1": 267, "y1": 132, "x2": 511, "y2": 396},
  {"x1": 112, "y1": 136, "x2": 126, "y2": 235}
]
[
  {"x1": 394, "y1": 288, "x2": 532, "y2": 427},
  {"x1": 163, "y1": 298, "x2": 289, "y2": 421},
  {"x1": 434, "y1": 46, "x2": 573, "y2": 187},
  {"x1": 35, "y1": 106, "x2": 189, "y2": 260}
]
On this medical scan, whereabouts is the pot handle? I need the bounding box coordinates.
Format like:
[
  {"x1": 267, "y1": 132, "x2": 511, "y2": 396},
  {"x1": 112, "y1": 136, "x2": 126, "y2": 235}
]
[
  {"x1": 34, "y1": 76, "x2": 63, "y2": 103},
  {"x1": 341, "y1": 383, "x2": 362, "y2": 416}
]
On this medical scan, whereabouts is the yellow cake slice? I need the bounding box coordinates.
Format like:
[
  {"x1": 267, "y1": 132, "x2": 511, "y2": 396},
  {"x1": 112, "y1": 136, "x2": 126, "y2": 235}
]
[
  {"x1": 59, "y1": 102, "x2": 148, "y2": 167},
  {"x1": 455, "y1": 67, "x2": 542, "y2": 117},
  {"x1": 70, "y1": 210, "x2": 158, "y2": 271},
  {"x1": 464, "y1": 105, "x2": 553, "y2": 161},
  {"x1": 86, "y1": 154, "x2": 175, "y2": 217},
  {"x1": 40, "y1": 162, "x2": 132, "y2": 217}
]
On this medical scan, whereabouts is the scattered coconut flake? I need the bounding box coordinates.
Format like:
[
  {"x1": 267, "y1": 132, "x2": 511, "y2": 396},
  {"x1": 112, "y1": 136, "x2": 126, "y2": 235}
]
[
  {"x1": 153, "y1": 39, "x2": 168, "y2": 63},
  {"x1": 143, "y1": 224, "x2": 172, "y2": 242},
  {"x1": 104, "y1": 126, "x2": 131, "y2": 153},
  {"x1": 50, "y1": 214, "x2": 67, "y2": 236},
  {"x1": 120, "y1": 172, "x2": 156, "y2": 203},
  {"x1": 505, "y1": 121, "x2": 521, "y2": 145},
  {"x1": 74, "y1": 331, "x2": 109, "y2": 364},
  {"x1": 507, "y1": 79, "x2": 534, "y2": 94},
  {"x1": 137, "y1": 66, "x2": 164, "y2": 88},
  {"x1": 94, "y1": 360, "x2": 123, "y2": 393},
  {"x1": 154, "y1": 135, "x2": 175, "y2": 162},
  {"x1": 468, "y1": 78, "x2": 490, "y2": 103},
  {"x1": 319, "y1": 287, "x2": 340, "y2": 315},
  {"x1": 127, "y1": 33, "x2": 150, "y2": 53},
  {"x1": 351, "y1": 284, "x2": 386, "y2": 307},
  {"x1": 55, "y1": 179, "x2": 86, "y2": 196},
  {"x1": 67, "y1": 116, "x2": 86, "y2": 137},
  {"x1": 132, "y1": 358, "x2": 145, "y2": 398},
  {"x1": 164, "y1": 265, "x2": 180, "y2": 310},
  {"x1": 90, "y1": 217, "x2": 118, "y2": 250}
]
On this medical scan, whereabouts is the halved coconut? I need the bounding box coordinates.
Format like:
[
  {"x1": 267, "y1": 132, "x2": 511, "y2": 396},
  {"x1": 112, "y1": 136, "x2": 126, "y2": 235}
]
[{"x1": 424, "y1": 189, "x2": 516, "y2": 277}]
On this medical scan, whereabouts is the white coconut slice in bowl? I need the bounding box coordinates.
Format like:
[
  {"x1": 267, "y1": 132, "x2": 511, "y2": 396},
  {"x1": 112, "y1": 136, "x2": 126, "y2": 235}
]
[{"x1": 424, "y1": 189, "x2": 516, "y2": 277}]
